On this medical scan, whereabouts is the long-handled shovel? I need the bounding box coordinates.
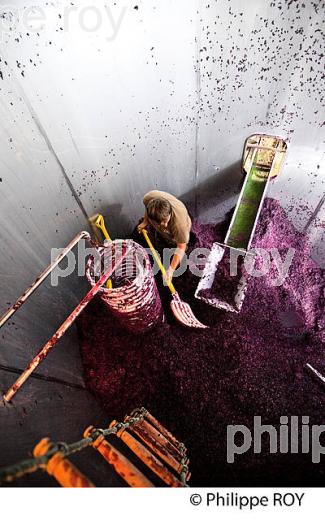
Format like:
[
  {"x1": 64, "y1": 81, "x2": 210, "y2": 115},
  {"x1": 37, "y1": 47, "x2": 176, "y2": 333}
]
[
  {"x1": 89, "y1": 213, "x2": 113, "y2": 289},
  {"x1": 141, "y1": 229, "x2": 207, "y2": 329}
]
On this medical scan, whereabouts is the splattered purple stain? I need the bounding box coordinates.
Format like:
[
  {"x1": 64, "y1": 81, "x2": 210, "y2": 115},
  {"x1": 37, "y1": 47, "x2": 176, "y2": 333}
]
[{"x1": 78, "y1": 199, "x2": 325, "y2": 485}]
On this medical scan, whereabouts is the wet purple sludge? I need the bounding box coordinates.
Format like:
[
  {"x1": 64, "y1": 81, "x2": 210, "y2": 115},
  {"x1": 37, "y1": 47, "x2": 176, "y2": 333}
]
[{"x1": 77, "y1": 198, "x2": 325, "y2": 486}]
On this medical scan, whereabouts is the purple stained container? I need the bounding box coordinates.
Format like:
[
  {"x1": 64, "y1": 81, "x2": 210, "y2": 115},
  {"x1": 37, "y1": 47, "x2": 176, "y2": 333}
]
[{"x1": 86, "y1": 239, "x2": 163, "y2": 334}]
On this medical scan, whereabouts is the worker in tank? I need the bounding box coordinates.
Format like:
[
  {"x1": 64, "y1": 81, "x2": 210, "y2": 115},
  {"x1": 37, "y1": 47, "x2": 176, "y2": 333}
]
[{"x1": 137, "y1": 190, "x2": 192, "y2": 283}]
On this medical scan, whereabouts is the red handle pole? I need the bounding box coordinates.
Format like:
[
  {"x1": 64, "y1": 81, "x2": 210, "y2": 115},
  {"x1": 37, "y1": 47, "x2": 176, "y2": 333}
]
[
  {"x1": 0, "y1": 231, "x2": 91, "y2": 330},
  {"x1": 3, "y1": 245, "x2": 130, "y2": 402}
]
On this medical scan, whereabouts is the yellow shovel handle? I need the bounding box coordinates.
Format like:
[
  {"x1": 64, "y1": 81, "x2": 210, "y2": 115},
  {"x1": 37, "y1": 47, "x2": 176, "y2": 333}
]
[
  {"x1": 95, "y1": 215, "x2": 112, "y2": 289},
  {"x1": 141, "y1": 229, "x2": 176, "y2": 295},
  {"x1": 96, "y1": 215, "x2": 112, "y2": 242}
]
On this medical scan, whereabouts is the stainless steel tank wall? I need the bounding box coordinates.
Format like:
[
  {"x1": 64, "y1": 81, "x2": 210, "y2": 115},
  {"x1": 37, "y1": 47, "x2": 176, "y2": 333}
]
[
  {"x1": 0, "y1": 1, "x2": 324, "y2": 484},
  {"x1": 0, "y1": 2, "x2": 323, "y2": 325}
]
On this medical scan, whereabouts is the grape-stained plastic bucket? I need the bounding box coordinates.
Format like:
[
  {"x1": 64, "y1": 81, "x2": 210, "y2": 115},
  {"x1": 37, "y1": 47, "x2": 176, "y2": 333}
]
[{"x1": 86, "y1": 239, "x2": 163, "y2": 334}]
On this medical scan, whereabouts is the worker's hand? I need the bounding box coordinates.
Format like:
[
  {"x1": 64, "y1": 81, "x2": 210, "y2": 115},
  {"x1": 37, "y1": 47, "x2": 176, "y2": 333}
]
[
  {"x1": 137, "y1": 221, "x2": 147, "y2": 233},
  {"x1": 164, "y1": 266, "x2": 174, "y2": 285}
]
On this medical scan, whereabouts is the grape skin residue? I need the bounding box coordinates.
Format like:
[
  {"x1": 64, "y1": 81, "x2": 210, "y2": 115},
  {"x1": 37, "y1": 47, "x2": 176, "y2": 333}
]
[{"x1": 77, "y1": 198, "x2": 325, "y2": 486}]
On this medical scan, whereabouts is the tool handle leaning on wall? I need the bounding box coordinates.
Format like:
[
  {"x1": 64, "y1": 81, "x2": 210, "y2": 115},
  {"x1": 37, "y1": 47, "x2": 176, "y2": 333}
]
[
  {"x1": 3, "y1": 245, "x2": 131, "y2": 402},
  {"x1": 94, "y1": 215, "x2": 112, "y2": 242},
  {"x1": 141, "y1": 229, "x2": 176, "y2": 295},
  {"x1": 90, "y1": 214, "x2": 113, "y2": 289}
]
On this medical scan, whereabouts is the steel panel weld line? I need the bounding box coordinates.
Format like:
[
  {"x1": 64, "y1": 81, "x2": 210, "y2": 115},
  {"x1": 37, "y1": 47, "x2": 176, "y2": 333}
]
[
  {"x1": 1, "y1": 58, "x2": 90, "y2": 224},
  {"x1": 303, "y1": 192, "x2": 325, "y2": 234},
  {"x1": 194, "y1": 1, "x2": 202, "y2": 218},
  {"x1": 0, "y1": 364, "x2": 86, "y2": 390},
  {"x1": 3, "y1": 245, "x2": 131, "y2": 402},
  {"x1": 0, "y1": 231, "x2": 91, "y2": 330}
]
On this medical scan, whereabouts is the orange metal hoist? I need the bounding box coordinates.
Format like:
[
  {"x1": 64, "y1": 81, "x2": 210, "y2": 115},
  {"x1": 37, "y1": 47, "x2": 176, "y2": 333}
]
[{"x1": 0, "y1": 408, "x2": 190, "y2": 488}]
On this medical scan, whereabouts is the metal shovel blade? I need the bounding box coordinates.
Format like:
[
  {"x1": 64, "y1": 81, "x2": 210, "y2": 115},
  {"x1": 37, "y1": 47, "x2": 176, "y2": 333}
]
[
  {"x1": 195, "y1": 242, "x2": 250, "y2": 313},
  {"x1": 170, "y1": 293, "x2": 207, "y2": 329}
]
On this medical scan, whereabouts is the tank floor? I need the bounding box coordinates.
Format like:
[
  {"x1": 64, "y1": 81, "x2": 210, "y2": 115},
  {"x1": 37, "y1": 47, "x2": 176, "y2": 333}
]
[{"x1": 77, "y1": 198, "x2": 325, "y2": 486}]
